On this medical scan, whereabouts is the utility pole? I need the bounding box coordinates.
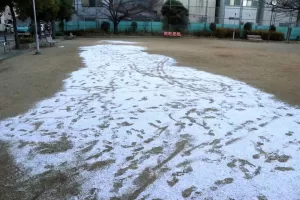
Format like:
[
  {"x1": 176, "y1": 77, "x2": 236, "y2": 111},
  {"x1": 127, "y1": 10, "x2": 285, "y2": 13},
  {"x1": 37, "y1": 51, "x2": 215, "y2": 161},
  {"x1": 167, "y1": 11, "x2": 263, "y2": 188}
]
[
  {"x1": 204, "y1": 0, "x2": 208, "y2": 30},
  {"x1": 188, "y1": 0, "x2": 190, "y2": 32},
  {"x1": 32, "y1": 0, "x2": 40, "y2": 54},
  {"x1": 233, "y1": 13, "x2": 236, "y2": 39},
  {"x1": 239, "y1": 0, "x2": 243, "y2": 33},
  {"x1": 287, "y1": 11, "x2": 293, "y2": 43}
]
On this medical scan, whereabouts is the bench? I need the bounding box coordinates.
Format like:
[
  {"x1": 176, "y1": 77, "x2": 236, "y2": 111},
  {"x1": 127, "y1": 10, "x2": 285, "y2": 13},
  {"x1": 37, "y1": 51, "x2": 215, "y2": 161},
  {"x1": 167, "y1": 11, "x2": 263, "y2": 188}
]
[
  {"x1": 65, "y1": 32, "x2": 76, "y2": 40},
  {"x1": 45, "y1": 36, "x2": 58, "y2": 46},
  {"x1": 70, "y1": 33, "x2": 76, "y2": 39},
  {"x1": 164, "y1": 32, "x2": 182, "y2": 37},
  {"x1": 247, "y1": 35, "x2": 263, "y2": 42}
]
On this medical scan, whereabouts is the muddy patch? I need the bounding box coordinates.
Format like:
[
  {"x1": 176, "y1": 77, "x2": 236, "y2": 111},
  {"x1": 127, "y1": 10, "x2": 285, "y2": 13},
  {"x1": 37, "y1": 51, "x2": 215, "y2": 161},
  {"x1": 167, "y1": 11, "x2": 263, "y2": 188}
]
[
  {"x1": 274, "y1": 167, "x2": 294, "y2": 171},
  {"x1": 86, "y1": 159, "x2": 115, "y2": 171},
  {"x1": 214, "y1": 177, "x2": 234, "y2": 186},
  {"x1": 34, "y1": 137, "x2": 73, "y2": 154},
  {"x1": 182, "y1": 186, "x2": 196, "y2": 198}
]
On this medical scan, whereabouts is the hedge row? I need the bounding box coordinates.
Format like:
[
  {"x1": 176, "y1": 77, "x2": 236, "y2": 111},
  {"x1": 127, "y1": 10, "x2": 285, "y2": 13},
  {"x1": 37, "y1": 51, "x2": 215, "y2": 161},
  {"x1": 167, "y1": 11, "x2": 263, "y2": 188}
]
[
  {"x1": 244, "y1": 30, "x2": 284, "y2": 41},
  {"x1": 215, "y1": 28, "x2": 240, "y2": 38},
  {"x1": 19, "y1": 37, "x2": 35, "y2": 44},
  {"x1": 58, "y1": 29, "x2": 163, "y2": 37},
  {"x1": 213, "y1": 28, "x2": 284, "y2": 41}
]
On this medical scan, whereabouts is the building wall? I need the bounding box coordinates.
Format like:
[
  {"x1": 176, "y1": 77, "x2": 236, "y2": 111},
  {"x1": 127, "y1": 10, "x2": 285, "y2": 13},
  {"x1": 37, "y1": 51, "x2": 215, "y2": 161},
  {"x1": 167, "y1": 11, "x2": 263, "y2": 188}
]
[
  {"x1": 72, "y1": 0, "x2": 299, "y2": 27},
  {"x1": 0, "y1": 6, "x2": 12, "y2": 24},
  {"x1": 262, "y1": 7, "x2": 298, "y2": 27},
  {"x1": 222, "y1": 1, "x2": 298, "y2": 27},
  {"x1": 73, "y1": 0, "x2": 164, "y2": 22},
  {"x1": 224, "y1": 6, "x2": 257, "y2": 24},
  {"x1": 74, "y1": 0, "x2": 217, "y2": 23}
]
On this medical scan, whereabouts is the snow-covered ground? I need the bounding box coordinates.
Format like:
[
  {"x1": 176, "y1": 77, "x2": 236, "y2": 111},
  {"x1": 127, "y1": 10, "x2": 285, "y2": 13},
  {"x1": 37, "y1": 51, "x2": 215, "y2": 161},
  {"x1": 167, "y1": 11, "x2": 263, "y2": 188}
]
[{"x1": 1, "y1": 41, "x2": 300, "y2": 200}]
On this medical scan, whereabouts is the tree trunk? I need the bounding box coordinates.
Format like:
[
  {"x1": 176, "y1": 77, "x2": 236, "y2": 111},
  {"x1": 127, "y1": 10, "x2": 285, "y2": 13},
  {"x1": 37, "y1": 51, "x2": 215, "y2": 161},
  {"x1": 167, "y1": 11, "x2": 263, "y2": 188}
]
[
  {"x1": 113, "y1": 21, "x2": 118, "y2": 34},
  {"x1": 51, "y1": 20, "x2": 56, "y2": 38},
  {"x1": 8, "y1": 3, "x2": 20, "y2": 49},
  {"x1": 59, "y1": 20, "x2": 65, "y2": 33}
]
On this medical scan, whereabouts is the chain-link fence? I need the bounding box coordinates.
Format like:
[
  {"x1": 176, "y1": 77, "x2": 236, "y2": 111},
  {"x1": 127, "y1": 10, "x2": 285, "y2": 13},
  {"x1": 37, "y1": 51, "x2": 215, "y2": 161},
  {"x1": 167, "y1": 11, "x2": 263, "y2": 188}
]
[{"x1": 39, "y1": 2, "x2": 297, "y2": 40}]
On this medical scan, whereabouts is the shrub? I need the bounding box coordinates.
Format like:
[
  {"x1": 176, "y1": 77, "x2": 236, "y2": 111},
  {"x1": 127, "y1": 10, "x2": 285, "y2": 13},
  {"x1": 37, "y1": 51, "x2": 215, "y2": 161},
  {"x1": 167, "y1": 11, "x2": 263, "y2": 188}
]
[
  {"x1": 245, "y1": 30, "x2": 284, "y2": 41},
  {"x1": 209, "y1": 22, "x2": 216, "y2": 32},
  {"x1": 55, "y1": 32, "x2": 64, "y2": 36},
  {"x1": 244, "y1": 22, "x2": 252, "y2": 31},
  {"x1": 19, "y1": 37, "x2": 34, "y2": 44},
  {"x1": 264, "y1": 32, "x2": 284, "y2": 41},
  {"x1": 269, "y1": 25, "x2": 276, "y2": 32},
  {"x1": 101, "y1": 21, "x2": 110, "y2": 33},
  {"x1": 203, "y1": 30, "x2": 212, "y2": 37},
  {"x1": 226, "y1": 28, "x2": 240, "y2": 38},
  {"x1": 131, "y1": 21, "x2": 138, "y2": 33},
  {"x1": 64, "y1": 30, "x2": 86, "y2": 36},
  {"x1": 215, "y1": 28, "x2": 227, "y2": 38},
  {"x1": 215, "y1": 28, "x2": 240, "y2": 38},
  {"x1": 123, "y1": 28, "x2": 132, "y2": 35},
  {"x1": 151, "y1": 31, "x2": 163, "y2": 36},
  {"x1": 193, "y1": 30, "x2": 211, "y2": 37}
]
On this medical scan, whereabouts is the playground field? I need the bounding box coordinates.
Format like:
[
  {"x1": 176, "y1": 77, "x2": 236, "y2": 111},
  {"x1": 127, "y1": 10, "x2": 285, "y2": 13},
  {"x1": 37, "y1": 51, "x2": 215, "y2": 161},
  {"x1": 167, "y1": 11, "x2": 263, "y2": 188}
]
[
  {"x1": 0, "y1": 38, "x2": 300, "y2": 200},
  {"x1": 2, "y1": 37, "x2": 300, "y2": 121}
]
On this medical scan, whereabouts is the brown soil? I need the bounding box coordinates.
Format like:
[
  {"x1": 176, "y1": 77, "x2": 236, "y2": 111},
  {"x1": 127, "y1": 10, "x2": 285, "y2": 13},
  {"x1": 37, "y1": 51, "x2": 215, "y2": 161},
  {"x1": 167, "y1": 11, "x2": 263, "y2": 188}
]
[
  {"x1": 1, "y1": 37, "x2": 299, "y2": 120},
  {"x1": 0, "y1": 38, "x2": 97, "y2": 120},
  {"x1": 137, "y1": 38, "x2": 300, "y2": 106},
  {"x1": 0, "y1": 38, "x2": 97, "y2": 199},
  {"x1": 101, "y1": 37, "x2": 300, "y2": 106},
  {"x1": 0, "y1": 142, "x2": 22, "y2": 200}
]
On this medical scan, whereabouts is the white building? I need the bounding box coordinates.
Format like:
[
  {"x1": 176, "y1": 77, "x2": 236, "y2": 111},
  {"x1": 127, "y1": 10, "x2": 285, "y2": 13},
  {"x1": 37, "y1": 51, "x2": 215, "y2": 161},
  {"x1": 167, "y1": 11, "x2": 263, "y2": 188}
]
[
  {"x1": 217, "y1": 0, "x2": 299, "y2": 27},
  {"x1": 71, "y1": 0, "x2": 299, "y2": 27},
  {"x1": 72, "y1": 0, "x2": 164, "y2": 22},
  {"x1": 0, "y1": 6, "x2": 12, "y2": 25}
]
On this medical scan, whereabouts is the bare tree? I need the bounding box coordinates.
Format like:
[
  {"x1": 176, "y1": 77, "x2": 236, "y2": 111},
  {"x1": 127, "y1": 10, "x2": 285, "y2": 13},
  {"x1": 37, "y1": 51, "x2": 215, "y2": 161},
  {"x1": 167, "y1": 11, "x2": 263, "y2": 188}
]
[
  {"x1": 96, "y1": 0, "x2": 161, "y2": 34},
  {"x1": 259, "y1": 0, "x2": 300, "y2": 41},
  {"x1": 262, "y1": 0, "x2": 300, "y2": 11},
  {"x1": 260, "y1": 0, "x2": 300, "y2": 26}
]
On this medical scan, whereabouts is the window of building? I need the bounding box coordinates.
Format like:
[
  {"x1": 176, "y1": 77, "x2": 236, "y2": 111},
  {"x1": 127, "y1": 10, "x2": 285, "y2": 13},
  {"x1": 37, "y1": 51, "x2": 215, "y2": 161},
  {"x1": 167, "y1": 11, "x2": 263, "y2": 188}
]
[
  {"x1": 89, "y1": 0, "x2": 96, "y2": 7},
  {"x1": 82, "y1": 0, "x2": 99, "y2": 7},
  {"x1": 225, "y1": 0, "x2": 258, "y2": 7},
  {"x1": 225, "y1": 0, "x2": 241, "y2": 6},
  {"x1": 243, "y1": 0, "x2": 259, "y2": 7},
  {"x1": 82, "y1": 0, "x2": 89, "y2": 7}
]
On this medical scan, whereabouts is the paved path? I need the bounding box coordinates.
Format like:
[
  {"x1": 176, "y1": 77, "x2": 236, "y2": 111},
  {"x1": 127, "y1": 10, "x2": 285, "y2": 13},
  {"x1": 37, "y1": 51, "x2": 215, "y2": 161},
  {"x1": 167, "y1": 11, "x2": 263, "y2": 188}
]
[{"x1": 0, "y1": 41, "x2": 299, "y2": 200}]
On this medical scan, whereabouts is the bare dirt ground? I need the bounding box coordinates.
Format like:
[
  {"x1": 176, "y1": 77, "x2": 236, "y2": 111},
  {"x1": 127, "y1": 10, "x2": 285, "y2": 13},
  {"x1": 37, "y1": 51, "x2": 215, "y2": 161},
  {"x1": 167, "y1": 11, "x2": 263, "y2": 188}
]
[
  {"x1": 0, "y1": 38, "x2": 299, "y2": 199},
  {"x1": 1, "y1": 38, "x2": 299, "y2": 120},
  {"x1": 139, "y1": 38, "x2": 300, "y2": 106},
  {"x1": 0, "y1": 39, "x2": 98, "y2": 120},
  {"x1": 0, "y1": 39, "x2": 97, "y2": 200}
]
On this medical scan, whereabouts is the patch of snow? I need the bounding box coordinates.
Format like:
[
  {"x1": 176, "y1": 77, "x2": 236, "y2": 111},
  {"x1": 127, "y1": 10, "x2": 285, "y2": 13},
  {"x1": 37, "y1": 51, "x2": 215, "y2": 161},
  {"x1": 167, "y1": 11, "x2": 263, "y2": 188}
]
[
  {"x1": 0, "y1": 41, "x2": 300, "y2": 200},
  {"x1": 100, "y1": 40, "x2": 137, "y2": 44}
]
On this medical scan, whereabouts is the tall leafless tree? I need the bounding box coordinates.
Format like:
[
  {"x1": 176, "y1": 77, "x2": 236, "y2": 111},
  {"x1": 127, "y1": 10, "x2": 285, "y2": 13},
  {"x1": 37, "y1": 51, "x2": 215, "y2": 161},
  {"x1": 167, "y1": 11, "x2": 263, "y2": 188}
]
[
  {"x1": 261, "y1": 0, "x2": 300, "y2": 26},
  {"x1": 96, "y1": 0, "x2": 162, "y2": 34},
  {"x1": 263, "y1": 0, "x2": 300, "y2": 11},
  {"x1": 259, "y1": 0, "x2": 300, "y2": 41}
]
